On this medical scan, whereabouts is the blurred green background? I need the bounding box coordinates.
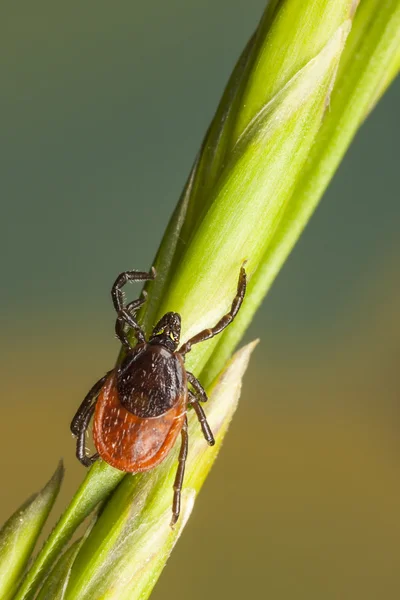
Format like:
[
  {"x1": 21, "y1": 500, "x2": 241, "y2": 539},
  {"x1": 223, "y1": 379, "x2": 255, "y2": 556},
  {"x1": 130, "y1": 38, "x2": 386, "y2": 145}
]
[{"x1": 1, "y1": 2, "x2": 399, "y2": 599}]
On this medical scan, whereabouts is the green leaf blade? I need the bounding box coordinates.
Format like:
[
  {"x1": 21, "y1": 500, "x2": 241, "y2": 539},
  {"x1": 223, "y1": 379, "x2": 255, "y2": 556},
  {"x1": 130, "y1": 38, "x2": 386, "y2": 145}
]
[
  {"x1": 14, "y1": 461, "x2": 124, "y2": 600},
  {"x1": 0, "y1": 462, "x2": 64, "y2": 600},
  {"x1": 35, "y1": 540, "x2": 82, "y2": 600}
]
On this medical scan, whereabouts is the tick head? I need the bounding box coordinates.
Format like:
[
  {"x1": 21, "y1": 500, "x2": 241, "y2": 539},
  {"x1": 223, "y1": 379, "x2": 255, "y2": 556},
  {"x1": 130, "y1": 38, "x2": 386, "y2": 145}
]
[{"x1": 150, "y1": 311, "x2": 181, "y2": 351}]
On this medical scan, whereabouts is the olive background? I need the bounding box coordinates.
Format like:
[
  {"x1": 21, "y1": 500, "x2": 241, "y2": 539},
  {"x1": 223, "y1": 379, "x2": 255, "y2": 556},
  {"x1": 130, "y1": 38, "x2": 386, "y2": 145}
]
[{"x1": 1, "y1": 2, "x2": 399, "y2": 599}]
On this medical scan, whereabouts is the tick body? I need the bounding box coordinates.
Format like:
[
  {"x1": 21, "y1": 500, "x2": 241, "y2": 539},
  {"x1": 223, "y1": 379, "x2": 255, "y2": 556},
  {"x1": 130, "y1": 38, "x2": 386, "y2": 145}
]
[
  {"x1": 71, "y1": 265, "x2": 246, "y2": 525},
  {"x1": 93, "y1": 347, "x2": 187, "y2": 472}
]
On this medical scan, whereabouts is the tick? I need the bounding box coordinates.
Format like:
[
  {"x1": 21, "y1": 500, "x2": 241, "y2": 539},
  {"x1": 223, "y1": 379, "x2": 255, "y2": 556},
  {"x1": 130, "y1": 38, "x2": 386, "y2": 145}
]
[{"x1": 71, "y1": 265, "x2": 247, "y2": 525}]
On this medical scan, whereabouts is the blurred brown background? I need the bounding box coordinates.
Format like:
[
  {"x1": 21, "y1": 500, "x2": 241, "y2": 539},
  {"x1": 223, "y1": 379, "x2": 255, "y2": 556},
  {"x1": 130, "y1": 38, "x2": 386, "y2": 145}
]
[{"x1": 1, "y1": 2, "x2": 399, "y2": 599}]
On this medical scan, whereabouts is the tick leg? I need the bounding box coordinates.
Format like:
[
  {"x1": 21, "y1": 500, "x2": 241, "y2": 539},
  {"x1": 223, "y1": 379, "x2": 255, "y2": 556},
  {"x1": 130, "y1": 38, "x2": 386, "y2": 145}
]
[
  {"x1": 112, "y1": 267, "x2": 156, "y2": 346},
  {"x1": 186, "y1": 371, "x2": 208, "y2": 402},
  {"x1": 171, "y1": 417, "x2": 189, "y2": 527},
  {"x1": 115, "y1": 296, "x2": 147, "y2": 347},
  {"x1": 70, "y1": 371, "x2": 112, "y2": 436},
  {"x1": 178, "y1": 265, "x2": 246, "y2": 356},
  {"x1": 75, "y1": 403, "x2": 99, "y2": 467},
  {"x1": 111, "y1": 268, "x2": 156, "y2": 312},
  {"x1": 189, "y1": 391, "x2": 215, "y2": 446}
]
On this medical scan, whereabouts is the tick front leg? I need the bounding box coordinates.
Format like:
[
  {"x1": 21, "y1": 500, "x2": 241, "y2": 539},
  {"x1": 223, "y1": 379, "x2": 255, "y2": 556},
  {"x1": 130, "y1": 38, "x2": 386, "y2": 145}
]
[
  {"x1": 171, "y1": 417, "x2": 189, "y2": 527},
  {"x1": 112, "y1": 268, "x2": 155, "y2": 347},
  {"x1": 111, "y1": 268, "x2": 156, "y2": 313},
  {"x1": 189, "y1": 391, "x2": 215, "y2": 446},
  {"x1": 115, "y1": 296, "x2": 147, "y2": 347},
  {"x1": 178, "y1": 265, "x2": 246, "y2": 356}
]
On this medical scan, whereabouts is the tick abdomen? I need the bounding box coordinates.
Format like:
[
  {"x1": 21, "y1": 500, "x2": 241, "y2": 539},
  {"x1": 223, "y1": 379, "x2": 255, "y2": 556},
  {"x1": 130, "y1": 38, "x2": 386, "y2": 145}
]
[
  {"x1": 93, "y1": 372, "x2": 186, "y2": 473},
  {"x1": 117, "y1": 344, "x2": 186, "y2": 418}
]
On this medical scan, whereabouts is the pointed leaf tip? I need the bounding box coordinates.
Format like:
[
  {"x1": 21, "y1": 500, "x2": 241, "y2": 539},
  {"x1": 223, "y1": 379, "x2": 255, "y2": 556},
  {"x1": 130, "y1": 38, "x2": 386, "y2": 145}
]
[{"x1": 0, "y1": 461, "x2": 64, "y2": 600}]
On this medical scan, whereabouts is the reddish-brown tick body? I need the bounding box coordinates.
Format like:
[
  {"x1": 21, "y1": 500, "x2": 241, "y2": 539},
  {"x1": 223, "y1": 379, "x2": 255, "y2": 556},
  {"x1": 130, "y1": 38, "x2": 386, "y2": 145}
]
[
  {"x1": 93, "y1": 345, "x2": 187, "y2": 472},
  {"x1": 71, "y1": 265, "x2": 246, "y2": 525}
]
